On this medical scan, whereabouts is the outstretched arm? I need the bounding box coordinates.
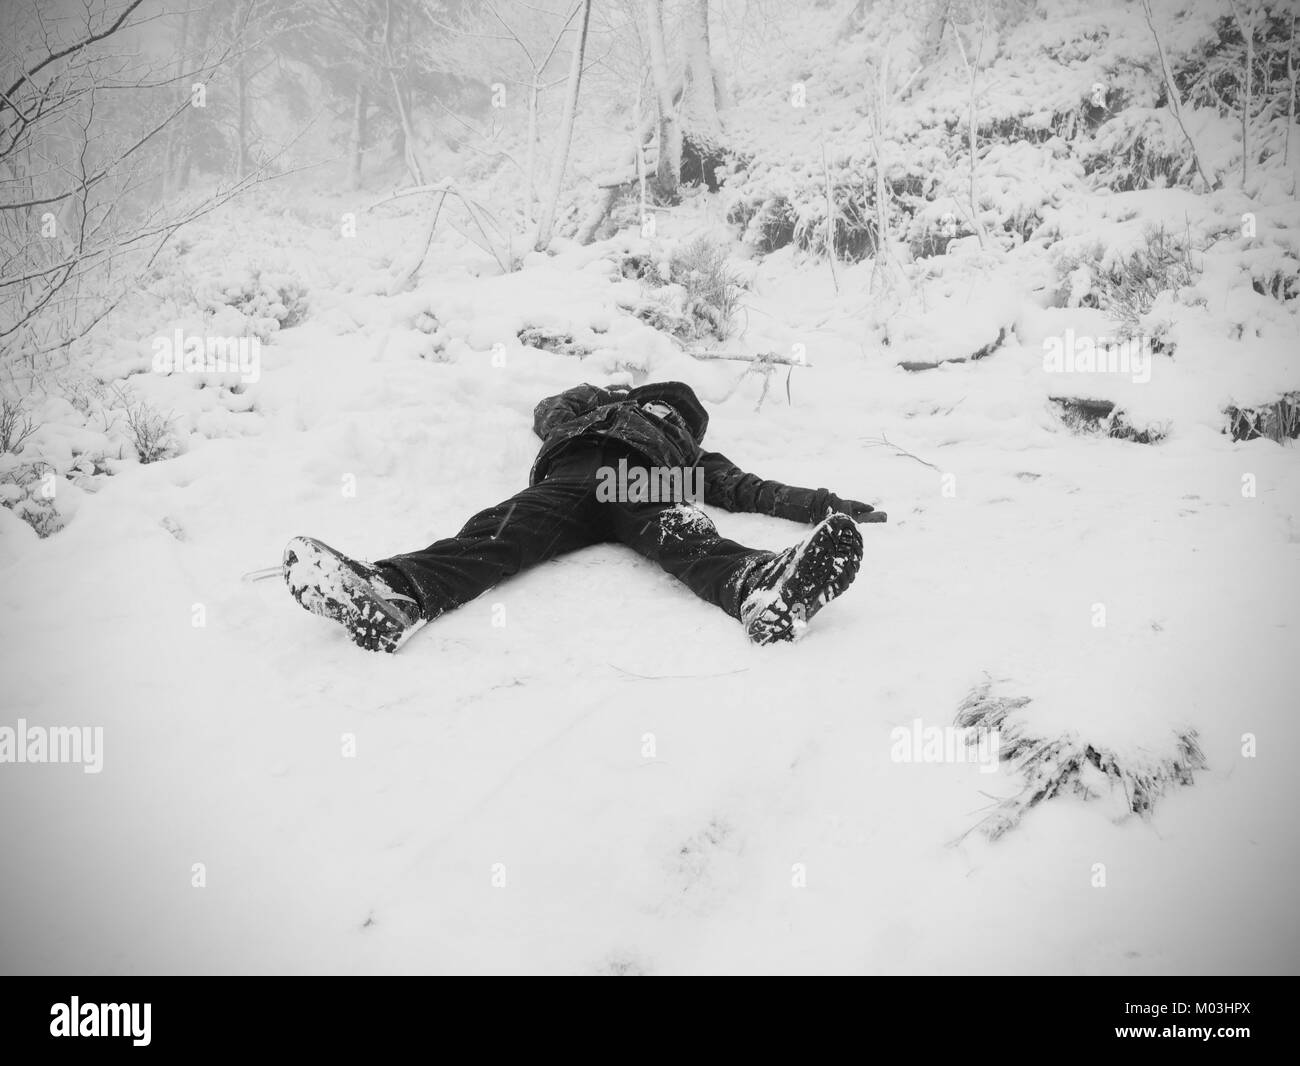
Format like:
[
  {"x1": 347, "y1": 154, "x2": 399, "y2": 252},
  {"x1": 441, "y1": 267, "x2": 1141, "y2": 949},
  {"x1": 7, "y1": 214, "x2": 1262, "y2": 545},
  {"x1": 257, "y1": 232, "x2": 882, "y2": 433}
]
[{"x1": 700, "y1": 450, "x2": 886, "y2": 523}]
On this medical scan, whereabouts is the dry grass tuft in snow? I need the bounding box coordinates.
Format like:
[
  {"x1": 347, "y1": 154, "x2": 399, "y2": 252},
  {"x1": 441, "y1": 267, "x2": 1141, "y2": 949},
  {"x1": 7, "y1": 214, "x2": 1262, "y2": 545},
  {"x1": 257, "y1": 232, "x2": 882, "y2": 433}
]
[
  {"x1": 954, "y1": 679, "x2": 1207, "y2": 842},
  {"x1": 1224, "y1": 391, "x2": 1300, "y2": 444}
]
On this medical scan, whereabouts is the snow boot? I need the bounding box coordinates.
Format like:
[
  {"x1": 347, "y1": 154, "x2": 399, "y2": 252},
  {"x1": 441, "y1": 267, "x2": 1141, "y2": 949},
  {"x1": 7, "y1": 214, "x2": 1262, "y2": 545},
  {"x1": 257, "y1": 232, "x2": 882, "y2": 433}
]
[
  {"x1": 737, "y1": 513, "x2": 863, "y2": 645},
  {"x1": 283, "y1": 536, "x2": 423, "y2": 653}
]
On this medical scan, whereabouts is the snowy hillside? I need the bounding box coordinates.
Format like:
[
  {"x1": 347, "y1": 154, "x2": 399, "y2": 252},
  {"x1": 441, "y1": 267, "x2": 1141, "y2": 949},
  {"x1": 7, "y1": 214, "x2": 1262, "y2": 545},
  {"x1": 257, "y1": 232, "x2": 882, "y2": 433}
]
[{"x1": 1, "y1": 0, "x2": 1298, "y2": 976}]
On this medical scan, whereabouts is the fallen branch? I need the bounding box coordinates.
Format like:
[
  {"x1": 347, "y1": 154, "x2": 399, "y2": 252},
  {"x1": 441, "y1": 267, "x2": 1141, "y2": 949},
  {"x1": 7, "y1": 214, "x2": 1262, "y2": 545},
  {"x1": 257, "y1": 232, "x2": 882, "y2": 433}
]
[
  {"x1": 699, "y1": 350, "x2": 807, "y2": 412},
  {"x1": 612, "y1": 664, "x2": 749, "y2": 681},
  {"x1": 368, "y1": 181, "x2": 513, "y2": 277},
  {"x1": 860, "y1": 432, "x2": 939, "y2": 470},
  {"x1": 687, "y1": 349, "x2": 810, "y2": 366}
]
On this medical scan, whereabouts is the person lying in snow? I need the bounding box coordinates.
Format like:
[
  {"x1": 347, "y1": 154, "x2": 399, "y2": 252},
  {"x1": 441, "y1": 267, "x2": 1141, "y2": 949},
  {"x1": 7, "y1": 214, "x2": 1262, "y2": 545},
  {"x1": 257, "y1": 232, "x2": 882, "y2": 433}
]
[{"x1": 283, "y1": 381, "x2": 886, "y2": 652}]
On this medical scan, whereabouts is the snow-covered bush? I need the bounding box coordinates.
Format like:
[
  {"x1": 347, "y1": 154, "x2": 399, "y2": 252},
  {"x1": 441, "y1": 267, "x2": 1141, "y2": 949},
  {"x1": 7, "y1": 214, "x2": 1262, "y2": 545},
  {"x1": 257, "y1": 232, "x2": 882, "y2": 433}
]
[
  {"x1": 1054, "y1": 223, "x2": 1201, "y2": 337},
  {"x1": 56, "y1": 374, "x2": 111, "y2": 420},
  {"x1": 1225, "y1": 392, "x2": 1300, "y2": 443},
  {"x1": 727, "y1": 150, "x2": 935, "y2": 263},
  {"x1": 1083, "y1": 108, "x2": 1200, "y2": 190},
  {"x1": 111, "y1": 387, "x2": 178, "y2": 465},
  {"x1": 0, "y1": 395, "x2": 39, "y2": 454},
  {"x1": 727, "y1": 194, "x2": 798, "y2": 254},
  {"x1": 208, "y1": 267, "x2": 309, "y2": 340},
  {"x1": 625, "y1": 236, "x2": 746, "y2": 344},
  {"x1": 0, "y1": 460, "x2": 62, "y2": 538},
  {"x1": 1051, "y1": 397, "x2": 1170, "y2": 445},
  {"x1": 955, "y1": 680, "x2": 1206, "y2": 840},
  {"x1": 668, "y1": 236, "x2": 742, "y2": 340},
  {"x1": 1173, "y1": 3, "x2": 1300, "y2": 174}
]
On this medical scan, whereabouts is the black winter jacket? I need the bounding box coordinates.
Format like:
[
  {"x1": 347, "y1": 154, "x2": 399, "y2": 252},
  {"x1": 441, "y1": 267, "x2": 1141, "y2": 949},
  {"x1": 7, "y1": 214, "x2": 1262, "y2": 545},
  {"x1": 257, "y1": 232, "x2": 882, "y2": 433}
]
[{"x1": 530, "y1": 381, "x2": 841, "y2": 524}]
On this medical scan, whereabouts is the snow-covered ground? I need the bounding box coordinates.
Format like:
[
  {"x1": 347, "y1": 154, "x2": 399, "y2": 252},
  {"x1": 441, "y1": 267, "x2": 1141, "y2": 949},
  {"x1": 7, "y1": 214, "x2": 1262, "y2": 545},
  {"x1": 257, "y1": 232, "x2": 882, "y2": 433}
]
[
  {"x1": 4, "y1": 0, "x2": 1300, "y2": 975},
  {"x1": 2, "y1": 190, "x2": 1297, "y2": 974}
]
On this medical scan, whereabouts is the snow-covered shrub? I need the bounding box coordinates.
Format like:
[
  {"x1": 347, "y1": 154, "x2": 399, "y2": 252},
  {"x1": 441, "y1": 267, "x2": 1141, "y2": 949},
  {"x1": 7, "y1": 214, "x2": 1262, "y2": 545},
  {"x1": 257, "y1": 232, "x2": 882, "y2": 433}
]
[
  {"x1": 955, "y1": 680, "x2": 1205, "y2": 840},
  {"x1": 665, "y1": 236, "x2": 742, "y2": 341},
  {"x1": 727, "y1": 150, "x2": 934, "y2": 263},
  {"x1": 1050, "y1": 397, "x2": 1169, "y2": 445},
  {"x1": 1082, "y1": 108, "x2": 1200, "y2": 191},
  {"x1": 1054, "y1": 224, "x2": 1200, "y2": 337},
  {"x1": 516, "y1": 327, "x2": 593, "y2": 358},
  {"x1": 1174, "y1": 3, "x2": 1300, "y2": 172},
  {"x1": 0, "y1": 460, "x2": 63, "y2": 538},
  {"x1": 1225, "y1": 392, "x2": 1300, "y2": 444},
  {"x1": 1249, "y1": 261, "x2": 1300, "y2": 304},
  {"x1": 56, "y1": 374, "x2": 110, "y2": 419},
  {"x1": 792, "y1": 181, "x2": 881, "y2": 261},
  {"x1": 111, "y1": 388, "x2": 178, "y2": 465},
  {"x1": 727, "y1": 195, "x2": 798, "y2": 254},
  {"x1": 629, "y1": 290, "x2": 699, "y2": 343},
  {"x1": 229, "y1": 269, "x2": 309, "y2": 328},
  {"x1": 196, "y1": 265, "x2": 309, "y2": 341},
  {"x1": 1097, "y1": 224, "x2": 1200, "y2": 336},
  {"x1": 0, "y1": 395, "x2": 39, "y2": 454}
]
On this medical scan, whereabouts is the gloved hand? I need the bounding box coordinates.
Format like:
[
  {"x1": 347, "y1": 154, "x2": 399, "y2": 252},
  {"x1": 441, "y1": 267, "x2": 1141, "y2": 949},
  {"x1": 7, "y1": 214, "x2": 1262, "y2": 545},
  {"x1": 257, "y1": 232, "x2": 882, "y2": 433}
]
[{"x1": 826, "y1": 493, "x2": 886, "y2": 523}]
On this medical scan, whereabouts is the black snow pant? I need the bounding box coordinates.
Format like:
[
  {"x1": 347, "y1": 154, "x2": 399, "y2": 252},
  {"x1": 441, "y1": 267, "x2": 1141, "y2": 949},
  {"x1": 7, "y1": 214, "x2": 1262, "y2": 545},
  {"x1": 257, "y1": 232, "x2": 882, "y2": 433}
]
[{"x1": 375, "y1": 440, "x2": 767, "y2": 623}]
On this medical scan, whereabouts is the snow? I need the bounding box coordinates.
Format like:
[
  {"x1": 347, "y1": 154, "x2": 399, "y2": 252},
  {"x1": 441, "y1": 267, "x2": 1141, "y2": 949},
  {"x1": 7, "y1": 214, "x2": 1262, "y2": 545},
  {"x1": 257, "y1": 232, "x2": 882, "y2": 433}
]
[
  {"x1": 2, "y1": 0, "x2": 1298, "y2": 976},
  {"x1": 2, "y1": 187, "x2": 1296, "y2": 973}
]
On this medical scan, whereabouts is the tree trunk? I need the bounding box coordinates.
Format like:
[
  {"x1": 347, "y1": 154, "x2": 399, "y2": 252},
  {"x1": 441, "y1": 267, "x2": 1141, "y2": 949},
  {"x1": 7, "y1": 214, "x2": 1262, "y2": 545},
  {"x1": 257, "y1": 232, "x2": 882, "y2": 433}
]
[
  {"x1": 574, "y1": 108, "x2": 660, "y2": 245},
  {"x1": 526, "y1": 81, "x2": 538, "y2": 223},
  {"x1": 162, "y1": 7, "x2": 189, "y2": 200},
  {"x1": 1140, "y1": 0, "x2": 1216, "y2": 190},
  {"x1": 645, "y1": 0, "x2": 680, "y2": 198},
  {"x1": 575, "y1": 185, "x2": 620, "y2": 245},
  {"x1": 920, "y1": 0, "x2": 952, "y2": 61},
  {"x1": 1237, "y1": 1, "x2": 1253, "y2": 186},
  {"x1": 679, "y1": 0, "x2": 721, "y2": 144},
  {"x1": 534, "y1": 0, "x2": 593, "y2": 251},
  {"x1": 349, "y1": 79, "x2": 368, "y2": 190},
  {"x1": 234, "y1": 0, "x2": 251, "y2": 179},
  {"x1": 384, "y1": 0, "x2": 424, "y2": 186},
  {"x1": 236, "y1": 54, "x2": 249, "y2": 179},
  {"x1": 1287, "y1": 12, "x2": 1296, "y2": 166}
]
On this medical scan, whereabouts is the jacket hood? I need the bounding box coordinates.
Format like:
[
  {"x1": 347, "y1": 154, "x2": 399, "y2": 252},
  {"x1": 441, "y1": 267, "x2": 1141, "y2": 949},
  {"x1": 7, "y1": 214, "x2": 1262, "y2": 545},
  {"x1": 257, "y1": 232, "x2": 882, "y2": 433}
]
[{"x1": 627, "y1": 381, "x2": 709, "y2": 443}]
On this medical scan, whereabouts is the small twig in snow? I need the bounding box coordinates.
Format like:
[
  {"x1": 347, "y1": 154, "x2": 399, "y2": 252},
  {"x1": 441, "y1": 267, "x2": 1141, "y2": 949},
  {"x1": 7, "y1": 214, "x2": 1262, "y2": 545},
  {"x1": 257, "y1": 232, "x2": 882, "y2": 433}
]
[
  {"x1": 611, "y1": 665, "x2": 750, "y2": 681},
  {"x1": 860, "y1": 432, "x2": 940, "y2": 471}
]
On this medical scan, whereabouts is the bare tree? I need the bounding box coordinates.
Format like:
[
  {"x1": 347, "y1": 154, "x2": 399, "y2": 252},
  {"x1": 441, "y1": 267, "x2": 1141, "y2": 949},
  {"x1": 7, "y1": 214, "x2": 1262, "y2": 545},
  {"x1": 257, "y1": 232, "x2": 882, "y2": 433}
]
[
  {"x1": 534, "y1": 0, "x2": 594, "y2": 251},
  {"x1": 949, "y1": 4, "x2": 989, "y2": 249},
  {"x1": 867, "y1": 53, "x2": 921, "y2": 295},
  {"x1": 382, "y1": 0, "x2": 424, "y2": 184},
  {"x1": 645, "y1": 0, "x2": 680, "y2": 198},
  {"x1": 1288, "y1": 11, "x2": 1297, "y2": 166},
  {"x1": 480, "y1": 1, "x2": 584, "y2": 225},
  {"x1": 0, "y1": 0, "x2": 292, "y2": 365},
  {"x1": 348, "y1": 72, "x2": 370, "y2": 190},
  {"x1": 1227, "y1": 0, "x2": 1256, "y2": 186},
  {"x1": 1140, "y1": 0, "x2": 1218, "y2": 191},
  {"x1": 679, "y1": 0, "x2": 723, "y2": 159},
  {"x1": 820, "y1": 143, "x2": 838, "y2": 293},
  {"x1": 919, "y1": 0, "x2": 953, "y2": 62}
]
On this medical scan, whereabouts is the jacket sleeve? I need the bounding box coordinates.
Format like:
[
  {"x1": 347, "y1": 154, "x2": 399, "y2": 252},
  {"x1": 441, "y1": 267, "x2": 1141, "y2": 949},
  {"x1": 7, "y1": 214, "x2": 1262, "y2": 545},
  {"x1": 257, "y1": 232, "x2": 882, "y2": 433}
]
[
  {"x1": 533, "y1": 383, "x2": 617, "y2": 440},
  {"x1": 700, "y1": 450, "x2": 831, "y2": 523}
]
